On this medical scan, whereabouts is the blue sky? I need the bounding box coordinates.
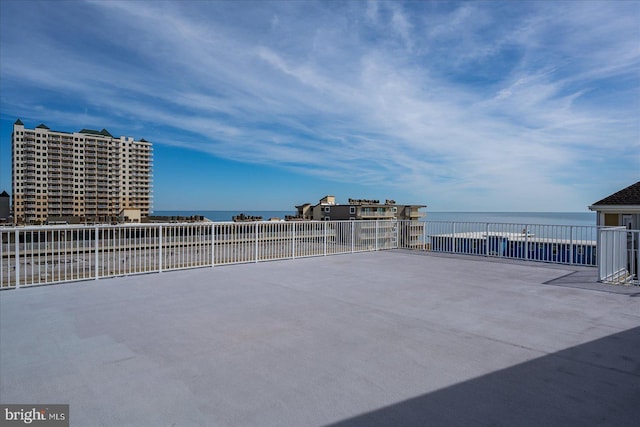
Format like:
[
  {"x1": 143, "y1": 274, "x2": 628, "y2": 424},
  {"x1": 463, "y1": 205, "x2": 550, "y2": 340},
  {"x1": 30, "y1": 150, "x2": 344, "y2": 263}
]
[{"x1": 1, "y1": 0, "x2": 638, "y2": 212}]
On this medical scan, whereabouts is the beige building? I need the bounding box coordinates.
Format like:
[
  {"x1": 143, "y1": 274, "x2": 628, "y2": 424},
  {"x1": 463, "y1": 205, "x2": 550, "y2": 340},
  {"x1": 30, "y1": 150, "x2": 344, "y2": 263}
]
[
  {"x1": 292, "y1": 195, "x2": 427, "y2": 249},
  {"x1": 11, "y1": 119, "x2": 153, "y2": 224},
  {"x1": 293, "y1": 195, "x2": 426, "y2": 221}
]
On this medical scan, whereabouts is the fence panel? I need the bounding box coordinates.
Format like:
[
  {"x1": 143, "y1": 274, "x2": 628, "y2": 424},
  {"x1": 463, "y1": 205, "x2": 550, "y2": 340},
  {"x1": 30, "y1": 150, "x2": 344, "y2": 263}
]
[
  {"x1": 258, "y1": 222, "x2": 292, "y2": 261},
  {"x1": 408, "y1": 220, "x2": 597, "y2": 267},
  {"x1": 163, "y1": 224, "x2": 210, "y2": 271},
  {"x1": 353, "y1": 221, "x2": 374, "y2": 252},
  {"x1": 0, "y1": 229, "x2": 13, "y2": 288},
  {"x1": 598, "y1": 227, "x2": 638, "y2": 285},
  {"x1": 1, "y1": 226, "x2": 99, "y2": 287},
  {"x1": 214, "y1": 223, "x2": 255, "y2": 265},
  {"x1": 397, "y1": 220, "x2": 422, "y2": 250},
  {"x1": 96, "y1": 225, "x2": 157, "y2": 278},
  {"x1": 325, "y1": 221, "x2": 352, "y2": 255},
  {"x1": 293, "y1": 221, "x2": 325, "y2": 258}
]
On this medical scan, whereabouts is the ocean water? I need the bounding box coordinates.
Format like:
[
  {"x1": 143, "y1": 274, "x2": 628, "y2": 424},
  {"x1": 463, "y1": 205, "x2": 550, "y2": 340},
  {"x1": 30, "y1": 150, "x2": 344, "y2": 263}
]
[
  {"x1": 153, "y1": 210, "x2": 596, "y2": 227},
  {"x1": 425, "y1": 212, "x2": 596, "y2": 227}
]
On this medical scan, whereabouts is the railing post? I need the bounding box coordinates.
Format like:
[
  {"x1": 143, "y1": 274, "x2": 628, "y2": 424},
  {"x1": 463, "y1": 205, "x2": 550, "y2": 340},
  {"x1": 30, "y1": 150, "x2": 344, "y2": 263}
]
[
  {"x1": 569, "y1": 226, "x2": 574, "y2": 265},
  {"x1": 452, "y1": 222, "x2": 457, "y2": 254},
  {"x1": 596, "y1": 226, "x2": 602, "y2": 275},
  {"x1": 255, "y1": 222, "x2": 259, "y2": 263},
  {"x1": 423, "y1": 221, "x2": 427, "y2": 251},
  {"x1": 158, "y1": 225, "x2": 163, "y2": 272},
  {"x1": 351, "y1": 222, "x2": 355, "y2": 253},
  {"x1": 375, "y1": 220, "x2": 378, "y2": 251},
  {"x1": 631, "y1": 231, "x2": 640, "y2": 284},
  {"x1": 292, "y1": 222, "x2": 296, "y2": 259},
  {"x1": 94, "y1": 225, "x2": 99, "y2": 280},
  {"x1": 14, "y1": 229, "x2": 20, "y2": 289},
  {"x1": 211, "y1": 223, "x2": 215, "y2": 268},
  {"x1": 524, "y1": 225, "x2": 529, "y2": 261},
  {"x1": 323, "y1": 221, "x2": 327, "y2": 256},
  {"x1": 485, "y1": 223, "x2": 490, "y2": 256}
]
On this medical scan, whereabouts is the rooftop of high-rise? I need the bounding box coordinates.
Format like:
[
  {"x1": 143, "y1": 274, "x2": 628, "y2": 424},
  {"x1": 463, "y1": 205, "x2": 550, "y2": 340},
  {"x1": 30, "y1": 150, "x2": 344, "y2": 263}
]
[{"x1": 1, "y1": 251, "x2": 638, "y2": 426}]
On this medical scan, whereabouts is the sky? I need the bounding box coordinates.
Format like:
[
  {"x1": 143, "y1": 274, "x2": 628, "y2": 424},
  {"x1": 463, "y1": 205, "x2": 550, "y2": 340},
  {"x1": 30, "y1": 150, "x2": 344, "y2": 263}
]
[{"x1": 0, "y1": 0, "x2": 638, "y2": 212}]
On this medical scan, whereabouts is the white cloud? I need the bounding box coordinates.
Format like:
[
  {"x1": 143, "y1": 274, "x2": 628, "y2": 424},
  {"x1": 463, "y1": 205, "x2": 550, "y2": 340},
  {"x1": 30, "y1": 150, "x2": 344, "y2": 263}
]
[{"x1": 1, "y1": 0, "x2": 638, "y2": 210}]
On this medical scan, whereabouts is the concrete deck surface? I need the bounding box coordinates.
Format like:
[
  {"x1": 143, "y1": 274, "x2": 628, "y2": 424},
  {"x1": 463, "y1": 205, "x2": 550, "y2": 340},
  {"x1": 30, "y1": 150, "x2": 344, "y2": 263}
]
[{"x1": 1, "y1": 251, "x2": 639, "y2": 426}]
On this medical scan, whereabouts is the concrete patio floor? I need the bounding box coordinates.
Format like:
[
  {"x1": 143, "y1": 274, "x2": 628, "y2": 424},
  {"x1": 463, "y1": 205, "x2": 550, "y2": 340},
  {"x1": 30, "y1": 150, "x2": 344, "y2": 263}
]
[{"x1": 1, "y1": 251, "x2": 639, "y2": 426}]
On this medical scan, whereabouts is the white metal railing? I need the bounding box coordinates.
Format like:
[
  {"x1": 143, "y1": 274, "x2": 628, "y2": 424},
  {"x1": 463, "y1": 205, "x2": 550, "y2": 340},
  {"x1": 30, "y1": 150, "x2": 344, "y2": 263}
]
[
  {"x1": 597, "y1": 227, "x2": 639, "y2": 285},
  {"x1": 2, "y1": 220, "x2": 626, "y2": 290},
  {"x1": 398, "y1": 221, "x2": 599, "y2": 267},
  {"x1": 0, "y1": 221, "x2": 400, "y2": 289}
]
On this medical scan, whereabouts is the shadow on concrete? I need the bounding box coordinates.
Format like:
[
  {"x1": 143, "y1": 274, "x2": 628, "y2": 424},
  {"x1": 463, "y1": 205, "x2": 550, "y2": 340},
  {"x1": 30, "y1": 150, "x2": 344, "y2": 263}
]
[
  {"x1": 328, "y1": 326, "x2": 640, "y2": 427},
  {"x1": 543, "y1": 270, "x2": 638, "y2": 295}
]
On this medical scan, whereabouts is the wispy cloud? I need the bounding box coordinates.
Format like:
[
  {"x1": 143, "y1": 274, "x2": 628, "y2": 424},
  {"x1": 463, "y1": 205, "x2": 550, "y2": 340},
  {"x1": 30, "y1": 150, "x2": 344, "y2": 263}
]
[{"x1": 1, "y1": 0, "x2": 638, "y2": 210}]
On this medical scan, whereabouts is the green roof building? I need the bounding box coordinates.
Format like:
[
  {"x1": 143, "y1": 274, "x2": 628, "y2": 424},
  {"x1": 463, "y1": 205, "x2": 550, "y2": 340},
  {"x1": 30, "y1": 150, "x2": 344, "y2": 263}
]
[{"x1": 11, "y1": 120, "x2": 153, "y2": 224}]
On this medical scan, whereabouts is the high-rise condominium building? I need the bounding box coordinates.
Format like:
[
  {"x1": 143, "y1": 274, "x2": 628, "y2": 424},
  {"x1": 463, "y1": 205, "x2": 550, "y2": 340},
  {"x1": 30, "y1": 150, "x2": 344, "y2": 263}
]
[{"x1": 11, "y1": 119, "x2": 153, "y2": 224}]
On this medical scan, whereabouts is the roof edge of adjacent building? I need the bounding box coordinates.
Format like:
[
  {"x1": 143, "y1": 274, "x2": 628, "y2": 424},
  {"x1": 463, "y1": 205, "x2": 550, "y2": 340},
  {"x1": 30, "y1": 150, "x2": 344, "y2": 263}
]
[{"x1": 589, "y1": 181, "x2": 640, "y2": 209}]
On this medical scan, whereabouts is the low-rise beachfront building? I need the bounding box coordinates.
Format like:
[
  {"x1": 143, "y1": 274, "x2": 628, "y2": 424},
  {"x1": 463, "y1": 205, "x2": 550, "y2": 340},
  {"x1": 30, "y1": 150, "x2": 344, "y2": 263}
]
[
  {"x1": 588, "y1": 181, "x2": 640, "y2": 229},
  {"x1": 292, "y1": 195, "x2": 426, "y2": 221},
  {"x1": 11, "y1": 119, "x2": 153, "y2": 224},
  {"x1": 291, "y1": 196, "x2": 427, "y2": 249}
]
